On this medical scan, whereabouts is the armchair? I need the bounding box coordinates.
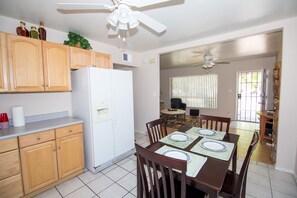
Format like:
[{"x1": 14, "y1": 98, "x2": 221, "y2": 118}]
[{"x1": 171, "y1": 98, "x2": 187, "y2": 110}]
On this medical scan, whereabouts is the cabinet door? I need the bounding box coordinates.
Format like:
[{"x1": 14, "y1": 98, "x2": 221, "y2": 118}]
[
  {"x1": 42, "y1": 41, "x2": 71, "y2": 91},
  {"x1": 70, "y1": 47, "x2": 92, "y2": 69},
  {"x1": 92, "y1": 51, "x2": 112, "y2": 69},
  {"x1": 56, "y1": 133, "x2": 84, "y2": 178},
  {"x1": 7, "y1": 34, "x2": 44, "y2": 92},
  {"x1": 0, "y1": 33, "x2": 9, "y2": 92},
  {"x1": 20, "y1": 141, "x2": 58, "y2": 194}
]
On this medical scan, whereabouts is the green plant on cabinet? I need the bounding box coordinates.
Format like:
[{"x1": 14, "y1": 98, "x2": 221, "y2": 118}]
[{"x1": 64, "y1": 32, "x2": 92, "y2": 50}]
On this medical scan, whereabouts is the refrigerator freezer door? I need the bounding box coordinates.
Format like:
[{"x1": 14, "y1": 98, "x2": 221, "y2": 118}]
[
  {"x1": 89, "y1": 67, "x2": 112, "y2": 105},
  {"x1": 92, "y1": 120, "x2": 114, "y2": 168},
  {"x1": 112, "y1": 70, "x2": 134, "y2": 157}
]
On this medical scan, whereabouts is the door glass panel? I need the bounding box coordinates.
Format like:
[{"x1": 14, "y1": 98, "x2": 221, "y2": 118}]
[{"x1": 237, "y1": 71, "x2": 263, "y2": 122}]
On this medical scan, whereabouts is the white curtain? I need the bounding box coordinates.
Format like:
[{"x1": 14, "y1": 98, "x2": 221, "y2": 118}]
[{"x1": 170, "y1": 74, "x2": 218, "y2": 108}]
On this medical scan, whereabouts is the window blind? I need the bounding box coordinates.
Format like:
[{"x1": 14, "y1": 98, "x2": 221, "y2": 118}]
[{"x1": 170, "y1": 74, "x2": 218, "y2": 108}]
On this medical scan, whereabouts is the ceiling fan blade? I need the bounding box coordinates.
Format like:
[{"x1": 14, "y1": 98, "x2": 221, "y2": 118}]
[
  {"x1": 57, "y1": 3, "x2": 111, "y2": 10},
  {"x1": 214, "y1": 61, "x2": 230, "y2": 64},
  {"x1": 133, "y1": 0, "x2": 171, "y2": 8},
  {"x1": 133, "y1": 11, "x2": 166, "y2": 33}
]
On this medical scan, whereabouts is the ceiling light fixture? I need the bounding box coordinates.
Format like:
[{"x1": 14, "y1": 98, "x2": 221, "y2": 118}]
[
  {"x1": 106, "y1": 3, "x2": 138, "y2": 40},
  {"x1": 202, "y1": 55, "x2": 215, "y2": 69}
]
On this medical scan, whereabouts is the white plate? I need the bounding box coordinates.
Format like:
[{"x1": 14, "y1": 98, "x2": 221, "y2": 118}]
[
  {"x1": 200, "y1": 140, "x2": 227, "y2": 152},
  {"x1": 162, "y1": 150, "x2": 191, "y2": 162},
  {"x1": 169, "y1": 133, "x2": 190, "y2": 142},
  {"x1": 197, "y1": 129, "x2": 216, "y2": 136}
]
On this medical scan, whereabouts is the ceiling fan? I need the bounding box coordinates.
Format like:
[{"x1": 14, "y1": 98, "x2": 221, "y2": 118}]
[
  {"x1": 57, "y1": 0, "x2": 170, "y2": 36},
  {"x1": 192, "y1": 49, "x2": 229, "y2": 69}
]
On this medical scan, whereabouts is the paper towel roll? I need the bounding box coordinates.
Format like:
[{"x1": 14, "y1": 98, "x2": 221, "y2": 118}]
[{"x1": 11, "y1": 106, "x2": 25, "y2": 127}]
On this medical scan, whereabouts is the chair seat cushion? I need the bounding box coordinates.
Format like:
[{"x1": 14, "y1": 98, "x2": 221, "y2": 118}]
[{"x1": 219, "y1": 170, "x2": 239, "y2": 198}]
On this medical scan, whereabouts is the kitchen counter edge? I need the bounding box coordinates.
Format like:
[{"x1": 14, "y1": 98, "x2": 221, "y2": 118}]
[{"x1": 0, "y1": 117, "x2": 83, "y2": 140}]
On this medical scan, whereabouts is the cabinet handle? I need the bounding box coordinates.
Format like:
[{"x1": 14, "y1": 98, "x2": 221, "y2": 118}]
[
  {"x1": 58, "y1": 146, "x2": 61, "y2": 150},
  {"x1": 45, "y1": 84, "x2": 49, "y2": 87},
  {"x1": 37, "y1": 137, "x2": 41, "y2": 140},
  {"x1": 69, "y1": 130, "x2": 72, "y2": 133}
]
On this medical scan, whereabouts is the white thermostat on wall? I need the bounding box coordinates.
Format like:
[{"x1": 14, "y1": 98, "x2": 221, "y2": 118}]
[{"x1": 122, "y1": 52, "x2": 133, "y2": 62}]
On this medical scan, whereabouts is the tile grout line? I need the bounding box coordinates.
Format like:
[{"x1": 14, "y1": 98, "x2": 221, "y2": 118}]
[
  {"x1": 76, "y1": 175, "x2": 99, "y2": 198},
  {"x1": 267, "y1": 166, "x2": 274, "y2": 198}
]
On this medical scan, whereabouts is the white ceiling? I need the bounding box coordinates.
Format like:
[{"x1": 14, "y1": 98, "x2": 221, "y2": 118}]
[
  {"x1": 0, "y1": 0, "x2": 296, "y2": 53},
  {"x1": 0, "y1": 0, "x2": 296, "y2": 70}
]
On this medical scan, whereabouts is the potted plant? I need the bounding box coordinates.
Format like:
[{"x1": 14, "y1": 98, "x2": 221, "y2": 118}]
[{"x1": 63, "y1": 32, "x2": 92, "y2": 50}]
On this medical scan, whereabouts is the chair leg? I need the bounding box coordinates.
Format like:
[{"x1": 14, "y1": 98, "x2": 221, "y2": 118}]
[{"x1": 241, "y1": 174, "x2": 247, "y2": 198}]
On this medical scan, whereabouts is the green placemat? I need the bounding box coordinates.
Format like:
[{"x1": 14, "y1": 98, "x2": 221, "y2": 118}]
[
  {"x1": 190, "y1": 138, "x2": 234, "y2": 161},
  {"x1": 186, "y1": 127, "x2": 226, "y2": 140},
  {"x1": 155, "y1": 145, "x2": 207, "y2": 177},
  {"x1": 159, "y1": 131, "x2": 197, "y2": 149}
]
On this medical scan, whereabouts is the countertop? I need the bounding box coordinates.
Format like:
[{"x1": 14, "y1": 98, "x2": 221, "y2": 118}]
[{"x1": 0, "y1": 117, "x2": 83, "y2": 140}]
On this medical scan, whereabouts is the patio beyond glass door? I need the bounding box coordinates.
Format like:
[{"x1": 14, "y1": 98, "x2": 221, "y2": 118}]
[{"x1": 237, "y1": 70, "x2": 263, "y2": 122}]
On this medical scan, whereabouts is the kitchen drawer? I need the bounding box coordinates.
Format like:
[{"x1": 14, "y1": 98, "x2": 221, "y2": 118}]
[
  {"x1": 55, "y1": 124, "x2": 83, "y2": 138},
  {"x1": 0, "y1": 138, "x2": 18, "y2": 153},
  {"x1": 19, "y1": 130, "x2": 55, "y2": 148},
  {"x1": 0, "y1": 150, "x2": 20, "y2": 180},
  {"x1": 0, "y1": 174, "x2": 23, "y2": 198}
]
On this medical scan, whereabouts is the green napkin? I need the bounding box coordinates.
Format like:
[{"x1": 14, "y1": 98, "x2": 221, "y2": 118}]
[
  {"x1": 159, "y1": 131, "x2": 197, "y2": 149},
  {"x1": 190, "y1": 137, "x2": 234, "y2": 161},
  {"x1": 155, "y1": 145, "x2": 207, "y2": 177},
  {"x1": 186, "y1": 127, "x2": 226, "y2": 140}
]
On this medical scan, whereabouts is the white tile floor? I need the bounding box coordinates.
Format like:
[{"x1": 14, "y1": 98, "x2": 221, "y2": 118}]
[{"x1": 34, "y1": 132, "x2": 297, "y2": 198}]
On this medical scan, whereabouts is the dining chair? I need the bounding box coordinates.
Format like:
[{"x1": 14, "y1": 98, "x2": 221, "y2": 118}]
[
  {"x1": 146, "y1": 118, "x2": 168, "y2": 144},
  {"x1": 219, "y1": 132, "x2": 259, "y2": 198},
  {"x1": 199, "y1": 114, "x2": 231, "y2": 133},
  {"x1": 135, "y1": 143, "x2": 205, "y2": 198}
]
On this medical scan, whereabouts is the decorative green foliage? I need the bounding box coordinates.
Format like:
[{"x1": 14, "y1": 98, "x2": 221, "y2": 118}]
[{"x1": 63, "y1": 32, "x2": 92, "y2": 50}]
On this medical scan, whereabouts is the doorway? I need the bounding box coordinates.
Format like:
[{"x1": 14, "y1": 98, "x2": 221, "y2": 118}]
[{"x1": 236, "y1": 70, "x2": 265, "y2": 122}]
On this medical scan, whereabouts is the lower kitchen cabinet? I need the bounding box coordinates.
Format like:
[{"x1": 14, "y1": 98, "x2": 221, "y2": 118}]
[
  {"x1": 18, "y1": 123, "x2": 84, "y2": 196},
  {"x1": 20, "y1": 141, "x2": 58, "y2": 194},
  {"x1": 0, "y1": 138, "x2": 23, "y2": 198},
  {"x1": 56, "y1": 133, "x2": 84, "y2": 178}
]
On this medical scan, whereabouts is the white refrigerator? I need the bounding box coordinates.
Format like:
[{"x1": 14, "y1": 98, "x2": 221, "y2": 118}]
[{"x1": 71, "y1": 67, "x2": 134, "y2": 173}]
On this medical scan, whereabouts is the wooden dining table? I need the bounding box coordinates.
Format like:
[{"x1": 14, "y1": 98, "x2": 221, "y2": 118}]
[{"x1": 137, "y1": 125, "x2": 240, "y2": 198}]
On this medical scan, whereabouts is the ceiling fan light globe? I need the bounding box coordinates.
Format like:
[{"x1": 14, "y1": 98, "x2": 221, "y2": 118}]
[
  {"x1": 118, "y1": 22, "x2": 128, "y2": 30},
  {"x1": 129, "y1": 18, "x2": 139, "y2": 28},
  {"x1": 107, "y1": 12, "x2": 119, "y2": 27}
]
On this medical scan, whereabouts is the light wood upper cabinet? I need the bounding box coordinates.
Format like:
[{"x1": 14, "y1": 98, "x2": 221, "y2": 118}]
[
  {"x1": 56, "y1": 133, "x2": 84, "y2": 178},
  {"x1": 92, "y1": 51, "x2": 112, "y2": 69},
  {"x1": 0, "y1": 33, "x2": 9, "y2": 92},
  {"x1": 20, "y1": 141, "x2": 58, "y2": 194},
  {"x1": 42, "y1": 41, "x2": 71, "y2": 91},
  {"x1": 7, "y1": 34, "x2": 44, "y2": 92},
  {"x1": 70, "y1": 46, "x2": 92, "y2": 69}
]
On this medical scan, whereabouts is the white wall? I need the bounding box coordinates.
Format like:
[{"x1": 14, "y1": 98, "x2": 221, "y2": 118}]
[
  {"x1": 276, "y1": 17, "x2": 297, "y2": 174},
  {"x1": 160, "y1": 57, "x2": 276, "y2": 120},
  {"x1": 0, "y1": 15, "x2": 140, "y2": 119},
  {"x1": 143, "y1": 16, "x2": 297, "y2": 173},
  {"x1": 133, "y1": 53, "x2": 160, "y2": 133}
]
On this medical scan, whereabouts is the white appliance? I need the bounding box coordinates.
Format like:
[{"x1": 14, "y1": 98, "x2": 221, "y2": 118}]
[{"x1": 71, "y1": 67, "x2": 134, "y2": 173}]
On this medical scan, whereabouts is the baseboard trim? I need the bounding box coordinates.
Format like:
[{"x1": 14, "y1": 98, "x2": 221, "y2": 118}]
[
  {"x1": 135, "y1": 130, "x2": 146, "y2": 134},
  {"x1": 275, "y1": 166, "x2": 295, "y2": 174}
]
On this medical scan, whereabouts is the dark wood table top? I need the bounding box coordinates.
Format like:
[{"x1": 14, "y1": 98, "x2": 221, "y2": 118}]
[{"x1": 146, "y1": 125, "x2": 240, "y2": 194}]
